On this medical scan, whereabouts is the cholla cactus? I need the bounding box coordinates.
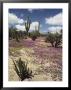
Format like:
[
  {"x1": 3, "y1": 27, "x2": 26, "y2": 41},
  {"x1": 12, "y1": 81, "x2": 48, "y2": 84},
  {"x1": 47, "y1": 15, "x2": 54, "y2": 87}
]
[{"x1": 25, "y1": 17, "x2": 31, "y2": 36}]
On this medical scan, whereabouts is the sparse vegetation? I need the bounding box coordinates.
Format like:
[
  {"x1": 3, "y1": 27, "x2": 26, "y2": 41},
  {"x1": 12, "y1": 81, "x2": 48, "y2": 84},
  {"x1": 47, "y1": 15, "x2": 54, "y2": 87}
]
[
  {"x1": 9, "y1": 28, "x2": 20, "y2": 42},
  {"x1": 30, "y1": 23, "x2": 40, "y2": 41},
  {"x1": 45, "y1": 30, "x2": 62, "y2": 47},
  {"x1": 9, "y1": 15, "x2": 62, "y2": 81},
  {"x1": 45, "y1": 32, "x2": 55, "y2": 47},
  {"x1": 30, "y1": 30, "x2": 39, "y2": 41}
]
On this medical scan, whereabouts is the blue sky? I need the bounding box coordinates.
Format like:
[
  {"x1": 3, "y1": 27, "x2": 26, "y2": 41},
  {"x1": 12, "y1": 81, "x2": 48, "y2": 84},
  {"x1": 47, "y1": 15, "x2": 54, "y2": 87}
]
[{"x1": 9, "y1": 9, "x2": 62, "y2": 33}]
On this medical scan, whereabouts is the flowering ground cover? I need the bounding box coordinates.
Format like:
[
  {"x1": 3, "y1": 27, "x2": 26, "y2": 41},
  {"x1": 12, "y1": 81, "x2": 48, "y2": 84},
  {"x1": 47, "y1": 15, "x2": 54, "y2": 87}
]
[{"x1": 9, "y1": 37, "x2": 62, "y2": 81}]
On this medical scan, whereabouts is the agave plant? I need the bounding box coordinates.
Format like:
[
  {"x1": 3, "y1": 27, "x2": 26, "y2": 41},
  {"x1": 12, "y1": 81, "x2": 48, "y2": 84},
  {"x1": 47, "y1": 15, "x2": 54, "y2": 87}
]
[{"x1": 13, "y1": 58, "x2": 33, "y2": 81}]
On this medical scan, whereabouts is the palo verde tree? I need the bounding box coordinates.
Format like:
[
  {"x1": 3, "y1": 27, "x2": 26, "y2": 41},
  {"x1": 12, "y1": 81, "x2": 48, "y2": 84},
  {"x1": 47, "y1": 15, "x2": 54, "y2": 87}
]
[
  {"x1": 46, "y1": 32, "x2": 55, "y2": 47},
  {"x1": 54, "y1": 30, "x2": 62, "y2": 47},
  {"x1": 46, "y1": 30, "x2": 62, "y2": 48}
]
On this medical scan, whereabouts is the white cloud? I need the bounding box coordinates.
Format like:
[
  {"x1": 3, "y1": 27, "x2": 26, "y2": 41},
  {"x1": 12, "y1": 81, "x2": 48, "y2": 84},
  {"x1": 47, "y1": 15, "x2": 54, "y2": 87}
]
[
  {"x1": 48, "y1": 26, "x2": 62, "y2": 33},
  {"x1": 18, "y1": 19, "x2": 24, "y2": 24},
  {"x1": 30, "y1": 21, "x2": 39, "y2": 31},
  {"x1": 8, "y1": 13, "x2": 24, "y2": 25},
  {"x1": 15, "y1": 25, "x2": 26, "y2": 31},
  {"x1": 28, "y1": 9, "x2": 33, "y2": 13},
  {"x1": 15, "y1": 21, "x2": 40, "y2": 32},
  {"x1": 45, "y1": 13, "x2": 62, "y2": 26}
]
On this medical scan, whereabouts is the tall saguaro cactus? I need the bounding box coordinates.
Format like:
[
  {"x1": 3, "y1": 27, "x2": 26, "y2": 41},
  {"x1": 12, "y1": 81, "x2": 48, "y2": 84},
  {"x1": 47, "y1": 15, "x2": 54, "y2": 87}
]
[
  {"x1": 36, "y1": 21, "x2": 40, "y2": 36},
  {"x1": 38, "y1": 21, "x2": 40, "y2": 36},
  {"x1": 38, "y1": 21, "x2": 40, "y2": 32},
  {"x1": 25, "y1": 17, "x2": 31, "y2": 37}
]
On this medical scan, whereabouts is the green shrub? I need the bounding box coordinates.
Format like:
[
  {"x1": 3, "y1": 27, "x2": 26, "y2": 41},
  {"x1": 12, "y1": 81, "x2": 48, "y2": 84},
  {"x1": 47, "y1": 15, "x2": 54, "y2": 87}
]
[
  {"x1": 13, "y1": 58, "x2": 33, "y2": 81},
  {"x1": 30, "y1": 30, "x2": 40, "y2": 41},
  {"x1": 32, "y1": 36, "x2": 37, "y2": 41},
  {"x1": 45, "y1": 32, "x2": 55, "y2": 47},
  {"x1": 45, "y1": 30, "x2": 62, "y2": 47},
  {"x1": 54, "y1": 32, "x2": 62, "y2": 47}
]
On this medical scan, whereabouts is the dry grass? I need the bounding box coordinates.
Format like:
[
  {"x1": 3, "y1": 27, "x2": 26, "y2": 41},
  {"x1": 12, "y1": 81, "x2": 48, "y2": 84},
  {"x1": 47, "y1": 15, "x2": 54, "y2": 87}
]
[{"x1": 9, "y1": 37, "x2": 62, "y2": 81}]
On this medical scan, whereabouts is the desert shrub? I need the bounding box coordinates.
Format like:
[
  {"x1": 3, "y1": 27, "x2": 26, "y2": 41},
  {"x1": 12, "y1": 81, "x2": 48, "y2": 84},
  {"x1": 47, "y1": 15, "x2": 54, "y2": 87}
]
[
  {"x1": 14, "y1": 30, "x2": 20, "y2": 42},
  {"x1": 30, "y1": 31, "x2": 39, "y2": 41},
  {"x1": 31, "y1": 35, "x2": 37, "y2": 41},
  {"x1": 9, "y1": 28, "x2": 20, "y2": 42},
  {"x1": 54, "y1": 32, "x2": 62, "y2": 47},
  {"x1": 30, "y1": 31, "x2": 38, "y2": 41},
  {"x1": 9, "y1": 28, "x2": 16, "y2": 40},
  {"x1": 13, "y1": 58, "x2": 33, "y2": 81},
  {"x1": 46, "y1": 30, "x2": 62, "y2": 47},
  {"x1": 45, "y1": 32, "x2": 55, "y2": 47}
]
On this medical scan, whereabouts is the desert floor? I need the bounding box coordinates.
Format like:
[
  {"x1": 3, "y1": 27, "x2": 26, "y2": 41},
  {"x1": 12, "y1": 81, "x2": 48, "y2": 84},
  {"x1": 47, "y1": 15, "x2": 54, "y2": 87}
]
[{"x1": 9, "y1": 37, "x2": 62, "y2": 81}]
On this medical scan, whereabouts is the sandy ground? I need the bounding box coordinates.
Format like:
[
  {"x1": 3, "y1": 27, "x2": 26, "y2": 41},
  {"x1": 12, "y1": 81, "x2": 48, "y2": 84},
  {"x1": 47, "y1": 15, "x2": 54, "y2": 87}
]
[{"x1": 9, "y1": 37, "x2": 62, "y2": 81}]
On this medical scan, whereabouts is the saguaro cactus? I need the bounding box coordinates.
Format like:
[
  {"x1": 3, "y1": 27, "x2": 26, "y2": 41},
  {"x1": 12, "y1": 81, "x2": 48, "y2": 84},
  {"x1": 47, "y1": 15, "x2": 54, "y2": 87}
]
[
  {"x1": 35, "y1": 21, "x2": 40, "y2": 36},
  {"x1": 25, "y1": 17, "x2": 31, "y2": 36},
  {"x1": 38, "y1": 21, "x2": 40, "y2": 36},
  {"x1": 38, "y1": 21, "x2": 40, "y2": 32}
]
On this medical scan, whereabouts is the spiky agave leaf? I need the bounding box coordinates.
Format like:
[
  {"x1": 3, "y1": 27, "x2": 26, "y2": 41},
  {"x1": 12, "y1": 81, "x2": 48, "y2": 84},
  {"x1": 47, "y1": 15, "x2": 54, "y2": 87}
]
[
  {"x1": 13, "y1": 58, "x2": 33, "y2": 81},
  {"x1": 12, "y1": 60, "x2": 20, "y2": 79}
]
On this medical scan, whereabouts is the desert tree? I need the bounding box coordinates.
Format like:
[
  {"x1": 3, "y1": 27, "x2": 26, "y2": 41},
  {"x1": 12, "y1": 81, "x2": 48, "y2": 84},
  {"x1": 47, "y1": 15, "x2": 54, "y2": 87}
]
[
  {"x1": 46, "y1": 32, "x2": 55, "y2": 47},
  {"x1": 46, "y1": 30, "x2": 62, "y2": 47},
  {"x1": 54, "y1": 30, "x2": 62, "y2": 48}
]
